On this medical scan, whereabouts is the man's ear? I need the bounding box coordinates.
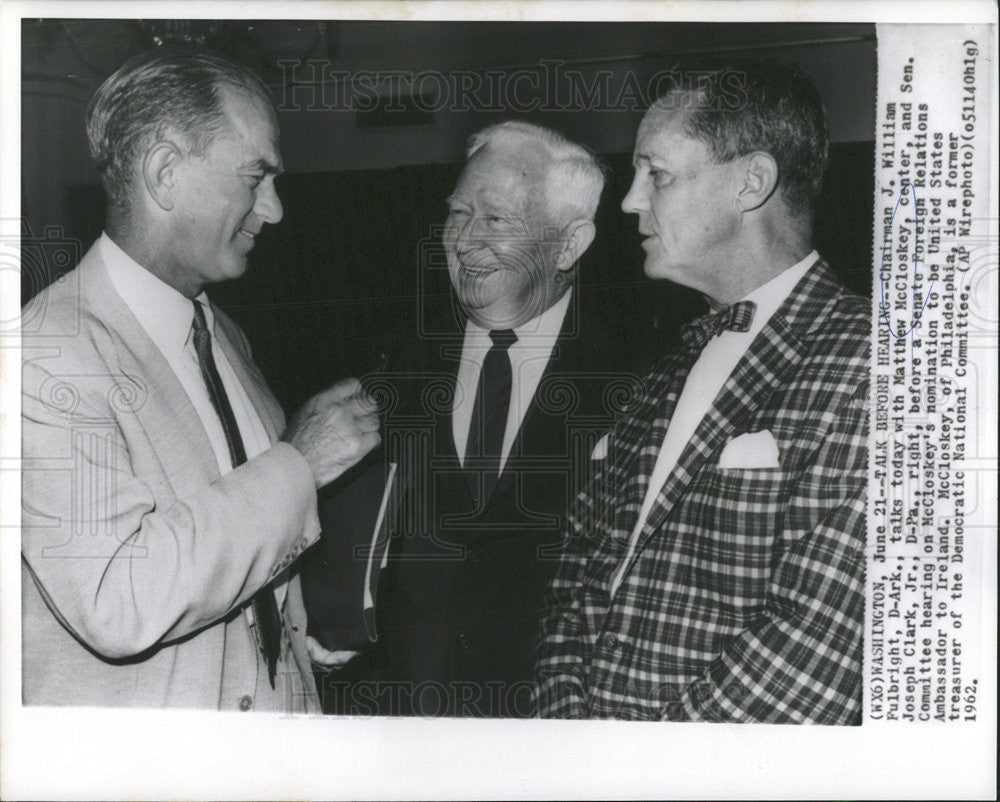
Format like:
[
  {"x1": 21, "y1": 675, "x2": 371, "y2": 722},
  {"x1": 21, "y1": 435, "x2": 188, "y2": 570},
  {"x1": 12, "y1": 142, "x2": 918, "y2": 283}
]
[
  {"x1": 736, "y1": 151, "x2": 779, "y2": 212},
  {"x1": 142, "y1": 141, "x2": 184, "y2": 211},
  {"x1": 554, "y1": 219, "x2": 596, "y2": 272}
]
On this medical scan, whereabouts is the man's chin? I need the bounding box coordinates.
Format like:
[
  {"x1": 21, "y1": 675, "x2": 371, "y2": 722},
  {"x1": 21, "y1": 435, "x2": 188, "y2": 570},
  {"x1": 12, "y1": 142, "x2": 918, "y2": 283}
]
[
  {"x1": 221, "y1": 255, "x2": 250, "y2": 281},
  {"x1": 456, "y1": 274, "x2": 501, "y2": 306},
  {"x1": 456, "y1": 291, "x2": 496, "y2": 318},
  {"x1": 642, "y1": 257, "x2": 669, "y2": 280},
  {"x1": 462, "y1": 296, "x2": 547, "y2": 330},
  {"x1": 642, "y1": 253, "x2": 683, "y2": 282}
]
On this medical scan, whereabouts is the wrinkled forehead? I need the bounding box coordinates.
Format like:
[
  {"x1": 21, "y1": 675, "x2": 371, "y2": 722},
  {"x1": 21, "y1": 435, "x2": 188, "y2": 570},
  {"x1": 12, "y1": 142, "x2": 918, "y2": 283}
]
[
  {"x1": 637, "y1": 92, "x2": 694, "y2": 140},
  {"x1": 455, "y1": 140, "x2": 550, "y2": 217},
  {"x1": 215, "y1": 85, "x2": 282, "y2": 157},
  {"x1": 633, "y1": 94, "x2": 714, "y2": 169}
]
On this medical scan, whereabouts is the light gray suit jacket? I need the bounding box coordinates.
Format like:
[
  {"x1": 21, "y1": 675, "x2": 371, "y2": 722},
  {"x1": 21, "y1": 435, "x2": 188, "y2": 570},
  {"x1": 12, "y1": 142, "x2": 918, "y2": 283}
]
[{"x1": 21, "y1": 242, "x2": 321, "y2": 711}]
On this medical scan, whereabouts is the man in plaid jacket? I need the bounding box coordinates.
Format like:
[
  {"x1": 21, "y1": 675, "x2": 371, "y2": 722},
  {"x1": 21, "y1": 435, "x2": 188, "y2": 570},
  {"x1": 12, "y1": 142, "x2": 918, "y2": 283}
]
[{"x1": 535, "y1": 61, "x2": 869, "y2": 723}]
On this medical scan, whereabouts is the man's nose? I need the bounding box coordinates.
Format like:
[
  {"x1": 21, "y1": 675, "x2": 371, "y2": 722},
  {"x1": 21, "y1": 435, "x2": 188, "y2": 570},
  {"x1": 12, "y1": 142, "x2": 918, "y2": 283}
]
[
  {"x1": 255, "y1": 180, "x2": 283, "y2": 225},
  {"x1": 453, "y1": 234, "x2": 476, "y2": 258},
  {"x1": 452, "y1": 217, "x2": 483, "y2": 253},
  {"x1": 621, "y1": 175, "x2": 646, "y2": 215}
]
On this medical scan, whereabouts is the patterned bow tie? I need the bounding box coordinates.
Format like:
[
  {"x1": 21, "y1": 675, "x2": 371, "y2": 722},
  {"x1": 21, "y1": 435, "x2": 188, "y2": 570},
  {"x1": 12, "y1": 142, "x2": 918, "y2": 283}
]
[{"x1": 680, "y1": 301, "x2": 757, "y2": 352}]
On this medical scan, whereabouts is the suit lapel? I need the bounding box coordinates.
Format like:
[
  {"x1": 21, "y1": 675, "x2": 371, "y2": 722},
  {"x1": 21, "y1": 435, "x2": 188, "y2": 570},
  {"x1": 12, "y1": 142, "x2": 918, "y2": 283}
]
[
  {"x1": 615, "y1": 262, "x2": 841, "y2": 582},
  {"x1": 433, "y1": 340, "x2": 474, "y2": 505},
  {"x1": 212, "y1": 316, "x2": 284, "y2": 442},
  {"x1": 485, "y1": 294, "x2": 604, "y2": 508},
  {"x1": 79, "y1": 250, "x2": 222, "y2": 493},
  {"x1": 489, "y1": 306, "x2": 576, "y2": 505},
  {"x1": 638, "y1": 315, "x2": 806, "y2": 544},
  {"x1": 609, "y1": 352, "x2": 695, "y2": 548}
]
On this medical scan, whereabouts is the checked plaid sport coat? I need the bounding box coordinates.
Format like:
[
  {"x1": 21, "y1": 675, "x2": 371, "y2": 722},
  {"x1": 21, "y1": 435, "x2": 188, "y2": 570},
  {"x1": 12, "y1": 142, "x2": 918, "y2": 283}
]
[{"x1": 535, "y1": 259, "x2": 869, "y2": 723}]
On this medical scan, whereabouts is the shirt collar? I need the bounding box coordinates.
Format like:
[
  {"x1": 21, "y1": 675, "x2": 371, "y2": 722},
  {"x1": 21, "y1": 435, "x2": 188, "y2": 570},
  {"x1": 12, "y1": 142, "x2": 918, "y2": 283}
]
[
  {"x1": 738, "y1": 250, "x2": 820, "y2": 338},
  {"x1": 100, "y1": 232, "x2": 213, "y2": 353},
  {"x1": 465, "y1": 287, "x2": 572, "y2": 349}
]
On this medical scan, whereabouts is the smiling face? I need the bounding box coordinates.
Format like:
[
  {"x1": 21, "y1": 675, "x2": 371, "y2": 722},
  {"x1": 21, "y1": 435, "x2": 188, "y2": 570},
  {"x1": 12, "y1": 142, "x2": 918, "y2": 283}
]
[
  {"x1": 443, "y1": 142, "x2": 564, "y2": 329},
  {"x1": 621, "y1": 95, "x2": 745, "y2": 304},
  {"x1": 165, "y1": 85, "x2": 284, "y2": 297}
]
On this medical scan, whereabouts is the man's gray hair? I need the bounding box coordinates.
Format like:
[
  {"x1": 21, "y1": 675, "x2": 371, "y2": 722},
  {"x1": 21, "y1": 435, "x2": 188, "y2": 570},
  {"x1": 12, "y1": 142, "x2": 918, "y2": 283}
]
[
  {"x1": 86, "y1": 48, "x2": 271, "y2": 210},
  {"x1": 466, "y1": 121, "x2": 605, "y2": 225}
]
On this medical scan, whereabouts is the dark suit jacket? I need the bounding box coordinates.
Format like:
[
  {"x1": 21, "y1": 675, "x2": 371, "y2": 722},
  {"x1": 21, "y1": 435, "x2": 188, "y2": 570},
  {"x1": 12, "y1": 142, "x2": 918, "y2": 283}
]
[{"x1": 363, "y1": 293, "x2": 636, "y2": 717}]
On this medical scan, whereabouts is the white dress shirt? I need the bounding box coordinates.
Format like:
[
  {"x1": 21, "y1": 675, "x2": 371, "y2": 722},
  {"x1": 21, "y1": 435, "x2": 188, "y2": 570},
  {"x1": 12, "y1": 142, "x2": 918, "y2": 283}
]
[
  {"x1": 452, "y1": 288, "x2": 572, "y2": 473},
  {"x1": 101, "y1": 233, "x2": 284, "y2": 612},
  {"x1": 610, "y1": 251, "x2": 820, "y2": 595}
]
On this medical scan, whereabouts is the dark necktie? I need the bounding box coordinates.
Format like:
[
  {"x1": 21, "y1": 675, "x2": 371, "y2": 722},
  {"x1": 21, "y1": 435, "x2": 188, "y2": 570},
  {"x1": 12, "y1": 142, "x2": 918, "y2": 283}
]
[
  {"x1": 679, "y1": 300, "x2": 756, "y2": 353},
  {"x1": 465, "y1": 328, "x2": 517, "y2": 503},
  {"x1": 191, "y1": 301, "x2": 282, "y2": 689}
]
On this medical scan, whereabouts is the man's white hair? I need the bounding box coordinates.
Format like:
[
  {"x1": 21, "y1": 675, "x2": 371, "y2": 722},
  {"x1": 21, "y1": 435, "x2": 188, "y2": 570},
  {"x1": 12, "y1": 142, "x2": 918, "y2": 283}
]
[{"x1": 465, "y1": 120, "x2": 605, "y2": 226}]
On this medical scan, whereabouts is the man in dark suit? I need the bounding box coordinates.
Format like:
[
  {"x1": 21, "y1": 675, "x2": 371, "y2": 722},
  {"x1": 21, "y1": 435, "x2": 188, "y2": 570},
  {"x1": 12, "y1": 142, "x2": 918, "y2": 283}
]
[
  {"x1": 535, "y1": 62, "x2": 869, "y2": 723},
  {"x1": 341, "y1": 121, "x2": 630, "y2": 717}
]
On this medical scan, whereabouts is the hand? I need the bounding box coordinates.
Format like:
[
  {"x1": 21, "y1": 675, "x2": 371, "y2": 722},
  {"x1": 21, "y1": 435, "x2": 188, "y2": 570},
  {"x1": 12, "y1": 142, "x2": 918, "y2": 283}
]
[
  {"x1": 281, "y1": 377, "x2": 381, "y2": 488},
  {"x1": 305, "y1": 635, "x2": 359, "y2": 668}
]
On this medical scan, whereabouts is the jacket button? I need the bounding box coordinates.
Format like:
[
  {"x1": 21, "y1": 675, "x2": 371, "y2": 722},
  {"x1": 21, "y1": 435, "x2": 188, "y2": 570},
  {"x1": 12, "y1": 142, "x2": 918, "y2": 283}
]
[
  {"x1": 239, "y1": 695, "x2": 253, "y2": 711},
  {"x1": 604, "y1": 633, "x2": 618, "y2": 650},
  {"x1": 457, "y1": 632, "x2": 471, "y2": 650}
]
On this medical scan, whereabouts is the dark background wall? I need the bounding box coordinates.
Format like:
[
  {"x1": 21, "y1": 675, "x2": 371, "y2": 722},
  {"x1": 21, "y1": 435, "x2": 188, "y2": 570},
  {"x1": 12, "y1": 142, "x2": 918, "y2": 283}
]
[{"x1": 22, "y1": 19, "x2": 876, "y2": 411}]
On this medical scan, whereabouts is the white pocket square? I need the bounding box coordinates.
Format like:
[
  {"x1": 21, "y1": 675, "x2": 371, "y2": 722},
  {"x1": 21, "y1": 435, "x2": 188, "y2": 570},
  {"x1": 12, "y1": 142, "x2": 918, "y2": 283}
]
[
  {"x1": 590, "y1": 433, "x2": 610, "y2": 461},
  {"x1": 717, "y1": 430, "x2": 781, "y2": 469}
]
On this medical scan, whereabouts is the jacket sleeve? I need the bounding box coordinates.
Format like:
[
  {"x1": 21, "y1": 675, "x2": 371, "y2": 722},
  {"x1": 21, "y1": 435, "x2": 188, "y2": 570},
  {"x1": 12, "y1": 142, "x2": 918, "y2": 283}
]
[
  {"x1": 664, "y1": 380, "x2": 869, "y2": 724},
  {"x1": 21, "y1": 354, "x2": 321, "y2": 660}
]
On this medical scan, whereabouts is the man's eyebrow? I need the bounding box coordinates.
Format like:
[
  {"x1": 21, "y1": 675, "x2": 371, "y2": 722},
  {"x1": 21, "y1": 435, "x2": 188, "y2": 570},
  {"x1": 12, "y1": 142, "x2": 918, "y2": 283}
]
[
  {"x1": 444, "y1": 192, "x2": 517, "y2": 216},
  {"x1": 242, "y1": 157, "x2": 284, "y2": 176},
  {"x1": 476, "y1": 189, "x2": 519, "y2": 214}
]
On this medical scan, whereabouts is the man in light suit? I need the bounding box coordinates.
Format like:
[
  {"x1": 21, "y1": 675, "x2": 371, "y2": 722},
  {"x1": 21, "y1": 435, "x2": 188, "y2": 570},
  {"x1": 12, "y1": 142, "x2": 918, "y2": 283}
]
[
  {"x1": 21, "y1": 49, "x2": 380, "y2": 711},
  {"x1": 536, "y1": 62, "x2": 869, "y2": 722},
  {"x1": 340, "y1": 121, "x2": 632, "y2": 717}
]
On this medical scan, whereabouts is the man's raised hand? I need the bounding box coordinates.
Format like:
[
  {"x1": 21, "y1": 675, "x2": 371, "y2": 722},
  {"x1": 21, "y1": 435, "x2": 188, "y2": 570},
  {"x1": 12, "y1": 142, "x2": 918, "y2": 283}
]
[{"x1": 281, "y1": 377, "x2": 381, "y2": 488}]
